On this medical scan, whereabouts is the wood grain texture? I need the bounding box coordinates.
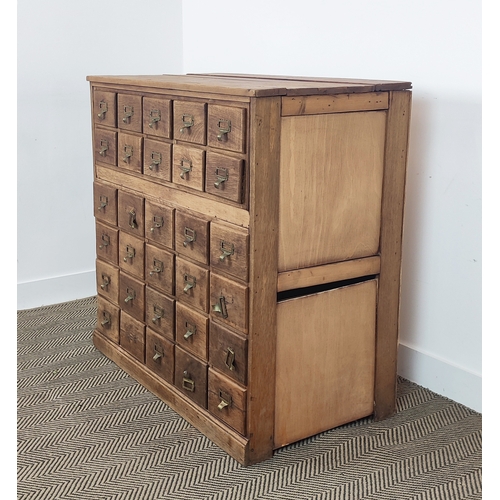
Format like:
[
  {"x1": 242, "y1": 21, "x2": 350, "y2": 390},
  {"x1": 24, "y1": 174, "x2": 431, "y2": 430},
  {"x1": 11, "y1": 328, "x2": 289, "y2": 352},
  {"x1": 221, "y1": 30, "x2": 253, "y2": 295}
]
[{"x1": 117, "y1": 93, "x2": 143, "y2": 133}]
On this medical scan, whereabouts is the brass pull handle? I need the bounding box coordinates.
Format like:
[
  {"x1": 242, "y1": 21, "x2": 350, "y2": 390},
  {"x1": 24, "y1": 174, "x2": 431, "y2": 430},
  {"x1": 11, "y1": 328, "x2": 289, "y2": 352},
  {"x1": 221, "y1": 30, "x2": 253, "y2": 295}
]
[
  {"x1": 183, "y1": 322, "x2": 197, "y2": 340},
  {"x1": 179, "y1": 114, "x2": 194, "y2": 133},
  {"x1": 152, "y1": 304, "x2": 164, "y2": 324},
  {"x1": 152, "y1": 345, "x2": 163, "y2": 362},
  {"x1": 122, "y1": 105, "x2": 134, "y2": 123},
  {"x1": 149, "y1": 109, "x2": 161, "y2": 128},
  {"x1": 214, "y1": 167, "x2": 229, "y2": 189},
  {"x1": 97, "y1": 195, "x2": 108, "y2": 211},
  {"x1": 217, "y1": 390, "x2": 232, "y2": 411},
  {"x1": 218, "y1": 399, "x2": 229, "y2": 411},
  {"x1": 183, "y1": 274, "x2": 196, "y2": 293},
  {"x1": 150, "y1": 215, "x2": 164, "y2": 232},
  {"x1": 123, "y1": 145, "x2": 133, "y2": 163},
  {"x1": 212, "y1": 296, "x2": 228, "y2": 318},
  {"x1": 97, "y1": 101, "x2": 108, "y2": 119},
  {"x1": 217, "y1": 119, "x2": 231, "y2": 141},
  {"x1": 224, "y1": 348, "x2": 235, "y2": 371},
  {"x1": 124, "y1": 288, "x2": 135, "y2": 303},
  {"x1": 219, "y1": 241, "x2": 234, "y2": 261},
  {"x1": 100, "y1": 311, "x2": 111, "y2": 327},
  {"x1": 128, "y1": 209, "x2": 138, "y2": 229},
  {"x1": 100, "y1": 274, "x2": 110, "y2": 290},
  {"x1": 123, "y1": 245, "x2": 135, "y2": 262},
  {"x1": 149, "y1": 151, "x2": 162, "y2": 171},
  {"x1": 182, "y1": 371, "x2": 195, "y2": 392},
  {"x1": 149, "y1": 259, "x2": 164, "y2": 276},
  {"x1": 183, "y1": 227, "x2": 196, "y2": 247},
  {"x1": 179, "y1": 159, "x2": 192, "y2": 180},
  {"x1": 99, "y1": 140, "x2": 108, "y2": 156},
  {"x1": 99, "y1": 234, "x2": 110, "y2": 249}
]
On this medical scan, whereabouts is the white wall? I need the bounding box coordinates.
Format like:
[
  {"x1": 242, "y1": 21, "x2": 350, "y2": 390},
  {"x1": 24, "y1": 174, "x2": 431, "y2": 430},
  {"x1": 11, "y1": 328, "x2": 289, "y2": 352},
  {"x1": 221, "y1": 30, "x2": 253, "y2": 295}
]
[
  {"x1": 182, "y1": 0, "x2": 482, "y2": 411},
  {"x1": 17, "y1": 0, "x2": 183, "y2": 309}
]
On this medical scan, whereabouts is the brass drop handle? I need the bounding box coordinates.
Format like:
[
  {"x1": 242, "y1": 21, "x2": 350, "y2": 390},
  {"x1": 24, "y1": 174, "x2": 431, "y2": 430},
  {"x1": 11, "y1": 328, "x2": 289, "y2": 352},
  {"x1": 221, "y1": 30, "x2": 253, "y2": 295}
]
[
  {"x1": 100, "y1": 274, "x2": 110, "y2": 290},
  {"x1": 128, "y1": 209, "x2": 138, "y2": 229},
  {"x1": 179, "y1": 114, "x2": 194, "y2": 133},
  {"x1": 183, "y1": 227, "x2": 196, "y2": 247},
  {"x1": 212, "y1": 295, "x2": 228, "y2": 319},
  {"x1": 97, "y1": 195, "x2": 108, "y2": 211},
  {"x1": 123, "y1": 245, "x2": 135, "y2": 262},
  {"x1": 97, "y1": 101, "x2": 107, "y2": 119},
  {"x1": 182, "y1": 371, "x2": 195, "y2": 392},
  {"x1": 149, "y1": 109, "x2": 161, "y2": 128},
  {"x1": 183, "y1": 274, "x2": 196, "y2": 294},
  {"x1": 152, "y1": 304, "x2": 164, "y2": 324},
  {"x1": 122, "y1": 105, "x2": 134, "y2": 123},
  {"x1": 150, "y1": 215, "x2": 164, "y2": 232},
  {"x1": 149, "y1": 259, "x2": 164, "y2": 276},
  {"x1": 225, "y1": 348, "x2": 235, "y2": 371},
  {"x1": 217, "y1": 119, "x2": 231, "y2": 141},
  {"x1": 217, "y1": 390, "x2": 232, "y2": 411},
  {"x1": 99, "y1": 140, "x2": 109, "y2": 156},
  {"x1": 100, "y1": 311, "x2": 111, "y2": 327},
  {"x1": 214, "y1": 167, "x2": 229, "y2": 189},
  {"x1": 99, "y1": 234, "x2": 110, "y2": 249},
  {"x1": 149, "y1": 151, "x2": 162, "y2": 171},
  {"x1": 179, "y1": 159, "x2": 192, "y2": 180},
  {"x1": 124, "y1": 288, "x2": 135, "y2": 303},
  {"x1": 219, "y1": 241, "x2": 234, "y2": 261},
  {"x1": 183, "y1": 323, "x2": 197, "y2": 340},
  {"x1": 152, "y1": 345, "x2": 163, "y2": 362},
  {"x1": 123, "y1": 145, "x2": 133, "y2": 163}
]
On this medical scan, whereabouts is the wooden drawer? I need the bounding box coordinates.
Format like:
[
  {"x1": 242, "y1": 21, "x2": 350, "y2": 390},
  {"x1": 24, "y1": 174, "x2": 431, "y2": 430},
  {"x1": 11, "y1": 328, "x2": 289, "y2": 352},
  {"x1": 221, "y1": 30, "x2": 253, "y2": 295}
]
[
  {"x1": 173, "y1": 100, "x2": 206, "y2": 145},
  {"x1": 145, "y1": 200, "x2": 174, "y2": 249},
  {"x1": 207, "y1": 104, "x2": 246, "y2": 153},
  {"x1": 118, "y1": 132, "x2": 143, "y2": 173},
  {"x1": 143, "y1": 96, "x2": 171, "y2": 138},
  {"x1": 94, "y1": 182, "x2": 117, "y2": 226},
  {"x1": 143, "y1": 139, "x2": 172, "y2": 182},
  {"x1": 209, "y1": 322, "x2": 247, "y2": 386},
  {"x1": 210, "y1": 221, "x2": 249, "y2": 282},
  {"x1": 175, "y1": 257, "x2": 209, "y2": 313},
  {"x1": 118, "y1": 191, "x2": 145, "y2": 237},
  {"x1": 175, "y1": 211, "x2": 209, "y2": 264},
  {"x1": 208, "y1": 368, "x2": 247, "y2": 435},
  {"x1": 172, "y1": 145, "x2": 205, "y2": 192},
  {"x1": 94, "y1": 128, "x2": 117, "y2": 166},
  {"x1": 118, "y1": 93, "x2": 142, "y2": 133},
  {"x1": 93, "y1": 90, "x2": 116, "y2": 127},
  {"x1": 119, "y1": 232, "x2": 145, "y2": 280},
  {"x1": 96, "y1": 259, "x2": 119, "y2": 305},
  {"x1": 145, "y1": 243, "x2": 175, "y2": 295},
  {"x1": 176, "y1": 301, "x2": 209, "y2": 361},
  {"x1": 175, "y1": 347, "x2": 207, "y2": 409},
  {"x1": 145, "y1": 287, "x2": 175, "y2": 341},
  {"x1": 96, "y1": 222, "x2": 119, "y2": 265},
  {"x1": 96, "y1": 296, "x2": 120, "y2": 343},
  {"x1": 120, "y1": 311, "x2": 145, "y2": 363},
  {"x1": 205, "y1": 152, "x2": 244, "y2": 203},
  {"x1": 210, "y1": 274, "x2": 248, "y2": 333},
  {"x1": 119, "y1": 272, "x2": 145, "y2": 322},
  {"x1": 145, "y1": 328, "x2": 174, "y2": 383}
]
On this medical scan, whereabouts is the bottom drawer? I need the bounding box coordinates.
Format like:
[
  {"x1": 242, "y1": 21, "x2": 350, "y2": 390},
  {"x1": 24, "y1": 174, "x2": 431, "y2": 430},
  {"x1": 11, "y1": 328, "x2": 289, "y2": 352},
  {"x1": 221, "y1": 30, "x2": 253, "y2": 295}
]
[
  {"x1": 120, "y1": 311, "x2": 145, "y2": 363},
  {"x1": 174, "y1": 347, "x2": 207, "y2": 409},
  {"x1": 96, "y1": 296, "x2": 120, "y2": 343},
  {"x1": 146, "y1": 328, "x2": 174, "y2": 383}
]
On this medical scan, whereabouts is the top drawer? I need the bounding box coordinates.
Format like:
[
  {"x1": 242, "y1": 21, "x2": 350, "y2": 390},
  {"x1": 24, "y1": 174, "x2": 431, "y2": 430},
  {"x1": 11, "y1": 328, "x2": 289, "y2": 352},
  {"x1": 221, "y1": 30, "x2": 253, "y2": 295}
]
[
  {"x1": 173, "y1": 101, "x2": 206, "y2": 145},
  {"x1": 207, "y1": 105, "x2": 246, "y2": 154},
  {"x1": 118, "y1": 93, "x2": 143, "y2": 133},
  {"x1": 93, "y1": 90, "x2": 116, "y2": 127},
  {"x1": 143, "y1": 96, "x2": 172, "y2": 139}
]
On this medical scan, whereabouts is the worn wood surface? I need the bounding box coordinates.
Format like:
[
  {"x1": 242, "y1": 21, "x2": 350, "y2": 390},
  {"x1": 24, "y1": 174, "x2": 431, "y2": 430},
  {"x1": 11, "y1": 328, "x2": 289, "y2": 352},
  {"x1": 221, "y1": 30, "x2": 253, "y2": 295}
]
[
  {"x1": 119, "y1": 232, "x2": 145, "y2": 280},
  {"x1": 207, "y1": 104, "x2": 247, "y2": 153},
  {"x1": 145, "y1": 200, "x2": 174, "y2": 249},
  {"x1": 143, "y1": 139, "x2": 172, "y2": 183},
  {"x1": 119, "y1": 311, "x2": 146, "y2": 363},
  {"x1": 174, "y1": 346, "x2": 208, "y2": 408},
  {"x1": 142, "y1": 96, "x2": 171, "y2": 139},
  {"x1": 96, "y1": 296, "x2": 120, "y2": 343},
  {"x1": 145, "y1": 329, "x2": 175, "y2": 384},
  {"x1": 175, "y1": 257, "x2": 210, "y2": 314},
  {"x1": 145, "y1": 244, "x2": 174, "y2": 295},
  {"x1": 145, "y1": 286, "x2": 175, "y2": 341},
  {"x1": 117, "y1": 93, "x2": 143, "y2": 133},
  {"x1": 175, "y1": 210, "x2": 210, "y2": 264},
  {"x1": 175, "y1": 301, "x2": 209, "y2": 361},
  {"x1": 96, "y1": 259, "x2": 119, "y2": 305},
  {"x1": 119, "y1": 273, "x2": 145, "y2": 322},
  {"x1": 205, "y1": 152, "x2": 244, "y2": 204}
]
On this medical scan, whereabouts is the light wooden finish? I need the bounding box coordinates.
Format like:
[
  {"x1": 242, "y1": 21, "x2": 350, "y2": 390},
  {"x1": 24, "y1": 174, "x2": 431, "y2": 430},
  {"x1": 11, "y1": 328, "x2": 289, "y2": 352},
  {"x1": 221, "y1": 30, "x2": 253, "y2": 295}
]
[
  {"x1": 96, "y1": 259, "x2": 119, "y2": 305},
  {"x1": 120, "y1": 312, "x2": 146, "y2": 363},
  {"x1": 119, "y1": 232, "x2": 145, "y2": 280},
  {"x1": 145, "y1": 287, "x2": 175, "y2": 341},
  {"x1": 205, "y1": 152, "x2": 245, "y2": 204},
  {"x1": 208, "y1": 104, "x2": 247, "y2": 153},
  {"x1": 118, "y1": 94, "x2": 143, "y2": 132},
  {"x1": 142, "y1": 96, "x2": 171, "y2": 139},
  {"x1": 143, "y1": 139, "x2": 172, "y2": 183},
  {"x1": 119, "y1": 273, "x2": 145, "y2": 322},
  {"x1": 96, "y1": 296, "x2": 120, "y2": 343},
  {"x1": 145, "y1": 329, "x2": 174, "y2": 384},
  {"x1": 175, "y1": 301, "x2": 209, "y2": 361},
  {"x1": 175, "y1": 257, "x2": 210, "y2": 314},
  {"x1": 145, "y1": 244, "x2": 174, "y2": 295},
  {"x1": 172, "y1": 144, "x2": 206, "y2": 192},
  {"x1": 95, "y1": 222, "x2": 119, "y2": 265}
]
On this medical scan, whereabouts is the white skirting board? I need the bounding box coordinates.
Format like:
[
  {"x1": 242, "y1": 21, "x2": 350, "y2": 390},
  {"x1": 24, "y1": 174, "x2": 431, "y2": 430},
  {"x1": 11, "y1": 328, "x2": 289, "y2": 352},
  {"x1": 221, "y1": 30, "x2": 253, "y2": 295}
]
[{"x1": 398, "y1": 342, "x2": 481, "y2": 413}]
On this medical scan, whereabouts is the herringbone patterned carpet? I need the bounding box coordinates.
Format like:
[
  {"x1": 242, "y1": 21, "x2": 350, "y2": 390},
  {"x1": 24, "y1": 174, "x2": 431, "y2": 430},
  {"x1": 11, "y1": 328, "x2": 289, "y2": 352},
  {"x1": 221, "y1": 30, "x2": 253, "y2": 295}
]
[{"x1": 17, "y1": 296, "x2": 482, "y2": 500}]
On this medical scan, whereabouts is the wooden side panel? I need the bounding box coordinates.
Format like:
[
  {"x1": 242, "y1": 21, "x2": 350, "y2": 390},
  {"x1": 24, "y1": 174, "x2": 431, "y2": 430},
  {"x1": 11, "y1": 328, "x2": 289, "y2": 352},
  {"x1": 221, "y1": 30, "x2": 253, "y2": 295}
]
[
  {"x1": 374, "y1": 91, "x2": 412, "y2": 420},
  {"x1": 278, "y1": 111, "x2": 387, "y2": 272},
  {"x1": 274, "y1": 280, "x2": 377, "y2": 448}
]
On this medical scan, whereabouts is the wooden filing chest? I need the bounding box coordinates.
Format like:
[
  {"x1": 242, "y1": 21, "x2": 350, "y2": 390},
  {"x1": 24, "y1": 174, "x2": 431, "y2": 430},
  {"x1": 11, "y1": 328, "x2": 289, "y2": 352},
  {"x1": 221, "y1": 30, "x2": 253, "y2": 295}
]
[{"x1": 87, "y1": 73, "x2": 412, "y2": 465}]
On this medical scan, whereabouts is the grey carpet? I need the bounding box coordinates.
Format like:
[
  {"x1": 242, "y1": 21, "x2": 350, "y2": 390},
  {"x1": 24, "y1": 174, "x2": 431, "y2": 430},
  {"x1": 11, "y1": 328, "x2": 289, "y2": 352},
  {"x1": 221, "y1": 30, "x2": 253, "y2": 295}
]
[{"x1": 17, "y1": 296, "x2": 482, "y2": 500}]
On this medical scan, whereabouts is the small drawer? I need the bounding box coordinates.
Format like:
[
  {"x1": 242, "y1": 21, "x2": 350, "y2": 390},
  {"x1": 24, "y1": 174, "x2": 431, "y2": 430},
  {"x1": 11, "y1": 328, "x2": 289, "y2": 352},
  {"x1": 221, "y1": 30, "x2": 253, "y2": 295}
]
[
  {"x1": 208, "y1": 368, "x2": 247, "y2": 435},
  {"x1": 94, "y1": 128, "x2": 117, "y2": 166},
  {"x1": 210, "y1": 221, "x2": 249, "y2": 282},
  {"x1": 146, "y1": 328, "x2": 174, "y2": 383},
  {"x1": 210, "y1": 274, "x2": 248, "y2": 333},
  {"x1": 209, "y1": 322, "x2": 248, "y2": 386},
  {"x1": 175, "y1": 257, "x2": 209, "y2": 314},
  {"x1": 145, "y1": 200, "x2": 174, "y2": 249},
  {"x1": 118, "y1": 93, "x2": 142, "y2": 133},
  {"x1": 119, "y1": 232, "x2": 145, "y2": 279},
  {"x1": 143, "y1": 139, "x2": 172, "y2": 182},
  {"x1": 205, "y1": 152, "x2": 244, "y2": 203},
  {"x1": 120, "y1": 311, "x2": 145, "y2": 363},
  {"x1": 143, "y1": 96, "x2": 172, "y2": 139},
  {"x1": 96, "y1": 259, "x2": 119, "y2": 305},
  {"x1": 93, "y1": 90, "x2": 116, "y2": 127},
  {"x1": 172, "y1": 145, "x2": 205, "y2": 192},
  {"x1": 145, "y1": 243, "x2": 175, "y2": 295},
  {"x1": 145, "y1": 286, "x2": 175, "y2": 341},
  {"x1": 207, "y1": 104, "x2": 246, "y2": 153},
  {"x1": 94, "y1": 182, "x2": 117, "y2": 226},
  {"x1": 95, "y1": 222, "x2": 119, "y2": 265},
  {"x1": 175, "y1": 211, "x2": 209, "y2": 264},
  {"x1": 118, "y1": 132, "x2": 143, "y2": 173},
  {"x1": 118, "y1": 191, "x2": 145, "y2": 237},
  {"x1": 96, "y1": 296, "x2": 120, "y2": 343},
  {"x1": 175, "y1": 347, "x2": 207, "y2": 409},
  {"x1": 176, "y1": 301, "x2": 209, "y2": 361},
  {"x1": 173, "y1": 100, "x2": 206, "y2": 145},
  {"x1": 119, "y1": 272, "x2": 145, "y2": 322}
]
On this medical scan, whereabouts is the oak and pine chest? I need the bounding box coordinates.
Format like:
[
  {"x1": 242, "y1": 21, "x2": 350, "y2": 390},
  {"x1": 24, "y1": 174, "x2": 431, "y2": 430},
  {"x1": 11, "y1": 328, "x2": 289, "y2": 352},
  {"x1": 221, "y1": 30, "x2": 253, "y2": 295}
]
[{"x1": 87, "y1": 73, "x2": 412, "y2": 465}]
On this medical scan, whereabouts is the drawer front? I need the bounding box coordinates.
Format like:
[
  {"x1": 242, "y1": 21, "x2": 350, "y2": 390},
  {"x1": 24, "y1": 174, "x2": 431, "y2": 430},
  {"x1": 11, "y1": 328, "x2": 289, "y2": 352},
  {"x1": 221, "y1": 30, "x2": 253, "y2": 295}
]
[
  {"x1": 146, "y1": 328, "x2": 174, "y2": 383},
  {"x1": 205, "y1": 152, "x2": 244, "y2": 203},
  {"x1": 118, "y1": 191, "x2": 145, "y2": 237},
  {"x1": 176, "y1": 301, "x2": 209, "y2": 361},
  {"x1": 145, "y1": 200, "x2": 174, "y2": 249},
  {"x1": 145, "y1": 287, "x2": 175, "y2": 341},
  {"x1": 143, "y1": 96, "x2": 172, "y2": 139},
  {"x1": 118, "y1": 93, "x2": 142, "y2": 133},
  {"x1": 119, "y1": 273, "x2": 145, "y2": 322},
  {"x1": 209, "y1": 322, "x2": 248, "y2": 385},
  {"x1": 207, "y1": 104, "x2": 246, "y2": 153},
  {"x1": 93, "y1": 90, "x2": 116, "y2": 127},
  {"x1": 94, "y1": 182, "x2": 117, "y2": 225},
  {"x1": 94, "y1": 128, "x2": 118, "y2": 166},
  {"x1": 96, "y1": 296, "x2": 120, "y2": 343},
  {"x1": 210, "y1": 274, "x2": 248, "y2": 333},
  {"x1": 175, "y1": 257, "x2": 209, "y2": 313},
  {"x1": 118, "y1": 132, "x2": 143, "y2": 173},
  {"x1": 175, "y1": 211, "x2": 209, "y2": 264},
  {"x1": 96, "y1": 222, "x2": 119, "y2": 265},
  {"x1": 96, "y1": 259, "x2": 119, "y2": 305},
  {"x1": 145, "y1": 244, "x2": 175, "y2": 295},
  {"x1": 120, "y1": 311, "x2": 145, "y2": 363},
  {"x1": 143, "y1": 139, "x2": 172, "y2": 182},
  {"x1": 173, "y1": 101, "x2": 206, "y2": 145},
  {"x1": 175, "y1": 347, "x2": 207, "y2": 408},
  {"x1": 172, "y1": 145, "x2": 205, "y2": 192},
  {"x1": 210, "y1": 222, "x2": 249, "y2": 282},
  {"x1": 208, "y1": 368, "x2": 247, "y2": 435},
  {"x1": 119, "y1": 232, "x2": 145, "y2": 279}
]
